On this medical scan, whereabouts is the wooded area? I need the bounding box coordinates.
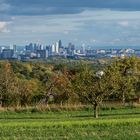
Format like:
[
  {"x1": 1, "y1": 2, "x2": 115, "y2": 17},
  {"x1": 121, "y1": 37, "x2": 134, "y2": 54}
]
[{"x1": 0, "y1": 57, "x2": 140, "y2": 118}]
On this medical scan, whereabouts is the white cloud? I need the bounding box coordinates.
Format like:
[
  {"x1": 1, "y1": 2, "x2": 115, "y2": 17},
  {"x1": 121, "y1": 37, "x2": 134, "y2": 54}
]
[
  {"x1": 73, "y1": 38, "x2": 78, "y2": 41},
  {"x1": 118, "y1": 21, "x2": 129, "y2": 27},
  {"x1": 1, "y1": 9, "x2": 140, "y2": 46},
  {"x1": 8, "y1": 9, "x2": 140, "y2": 35},
  {"x1": 90, "y1": 39, "x2": 98, "y2": 43},
  {"x1": 2, "y1": 28, "x2": 10, "y2": 33},
  {"x1": 113, "y1": 38, "x2": 121, "y2": 42},
  {"x1": 0, "y1": 22, "x2": 7, "y2": 31},
  {"x1": 11, "y1": 16, "x2": 16, "y2": 20},
  {"x1": 0, "y1": 21, "x2": 11, "y2": 33},
  {"x1": 63, "y1": 31, "x2": 69, "y2": 35}
]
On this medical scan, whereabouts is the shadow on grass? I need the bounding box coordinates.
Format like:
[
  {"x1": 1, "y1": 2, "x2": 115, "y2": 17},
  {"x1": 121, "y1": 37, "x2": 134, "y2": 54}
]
[
  {"x1": 100, "y1": 112, "x2": 140, "y2": 117},
  {"x1": 72, "y1": 112, "x2": 140, "y2": 118},
  {"x1": 0, "y1": 117, "x2": 62, "y2": 120}
]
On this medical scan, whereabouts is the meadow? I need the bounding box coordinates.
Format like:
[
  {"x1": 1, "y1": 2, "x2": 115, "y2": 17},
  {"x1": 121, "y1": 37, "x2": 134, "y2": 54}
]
[{"x1": 0, "y1": 107, "x2": 140, "y2": 140}]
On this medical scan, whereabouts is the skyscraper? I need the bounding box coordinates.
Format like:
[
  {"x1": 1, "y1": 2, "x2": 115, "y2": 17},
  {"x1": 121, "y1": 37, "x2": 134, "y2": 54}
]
[
  {"x1": 25, "y1": 43, "x2": 34, "y2": 52},
  {"x1": 51, "y1": 44, "x2": 56, "y2": 55},
  {"x1": 13, "y1": 45, "x2": 17, "y2": 53},
  {"x1": 2, "y1": 49, "x2": 14, "y2": 59},
  {"x1": 36, "y1": 50, "x2": 48, "y2": 59},
  {"x1": 51, "y1": 40, "x2": 62, "y2": 55},
  {"x1": 58, "y1": 40, "x2": 62, "y2": 48},
  {"x1": 67, "y1": 43, "x2": 75, "y2": 56},
  {"x1": 55, "y1": 42, "x2": 59, "y2": 54}
]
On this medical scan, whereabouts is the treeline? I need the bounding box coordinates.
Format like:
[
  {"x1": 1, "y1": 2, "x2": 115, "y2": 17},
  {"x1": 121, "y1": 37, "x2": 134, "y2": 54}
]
[{"x1": 0, "y1": 57, "x2": 140, "y2": 117}]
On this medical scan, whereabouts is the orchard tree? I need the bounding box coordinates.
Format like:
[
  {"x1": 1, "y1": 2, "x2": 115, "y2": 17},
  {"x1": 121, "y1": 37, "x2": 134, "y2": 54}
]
[
  {"x1": 73, "y1": 65, "x2": 115, "y2": 118},
  {"x1": 45, "y1": 66, "x2": 75, "y2": 104},
  {"x1": 110, "y1": 57, "x2": 139, "y2": 105},
  {"x1": 17, "y1": 79, "x2": 39, "y2": 106},
  {"x1": 0, "y1": 61, "x2": 19, "y2": 107}
]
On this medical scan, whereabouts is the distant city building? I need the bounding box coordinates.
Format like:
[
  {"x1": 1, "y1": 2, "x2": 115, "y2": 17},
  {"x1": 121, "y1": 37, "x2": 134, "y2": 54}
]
[
  {"x1": 111, "y1": 50, "x2": 117, "y2": 54},
  {"x1": 46, "y1": 45, "x2": 52, "y2": 56},
  {"x1": 86, "y1": 49, "x2": 96, "y2": 56},
  {"x1": 97, "y1": 50, "x2": 106, "y2": 54},
  {"x1": 51, "y1": 44, "x2": 56, "y2": 55},
  {"x1": 67, "y1": 43, "x2": 75, "y2": 56},
  {"x1": 59, "y1": 46, "x2": 64, "y2": 54},
  {"x1": 50, "y1": 40, "x2": 62, "y2": 55},
  {"x1": 58, "y1": 40, "x2": 62, "y2": 48},
  {"x1": 2, "y1": 49, "x2": 14, "y2": 59},
  {"x1": 13, "y1": 45, "x2": 17, "y2": 53},
  {"x1": 80, "y1": 44, "x2": 86, "y2": 54},
  {"x1": 34, "y1": 44, "x2": 42, "y2": 52},
  {"x1": 25, "y1": 43, "x2": 34, "y2": 52},
  {"x1": 0, "y1": 46, "x2": 4, "y2": 53},
  {"x1": 0, "y1": 40, "x2": 140, "y2": 60},
  {"x1": 125, "y1": 48, "x2": 135, "y2": 54},
  {"x1": 36, "y1": 50, "x2": 48, "y2": 59},
  {"x1": 55, "y1": 42, "x2": 59, "y2": 54}
]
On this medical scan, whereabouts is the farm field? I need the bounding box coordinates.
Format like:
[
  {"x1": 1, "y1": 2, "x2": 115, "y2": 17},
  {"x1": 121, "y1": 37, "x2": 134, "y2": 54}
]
[{"x1": 0, "y1": 107, "x2": 140, "y2": 140}]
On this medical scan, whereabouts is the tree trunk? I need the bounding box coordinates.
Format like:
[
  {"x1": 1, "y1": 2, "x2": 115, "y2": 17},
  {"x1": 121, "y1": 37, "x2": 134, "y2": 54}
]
[
  {"x1": 94, "y1": 103, "x2": 98, "y2": 118},
  {"x1": 0, "y1": 99, "x2": 1, "y2": 107},
  {"x1": 122, "y1": 92, "x2": 125, "y2": 105},
  {"x1": 0, "y1": 94, "x2": 2, "y2": 107},
  {"x1": 138, "y1": 97, "x2": 140, "y2": 104}
]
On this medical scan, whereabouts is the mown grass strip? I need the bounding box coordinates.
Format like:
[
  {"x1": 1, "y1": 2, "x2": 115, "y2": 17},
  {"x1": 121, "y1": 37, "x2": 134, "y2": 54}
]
[{"x1": 0, "y1": 118, "x2": 140, "y2": 127}]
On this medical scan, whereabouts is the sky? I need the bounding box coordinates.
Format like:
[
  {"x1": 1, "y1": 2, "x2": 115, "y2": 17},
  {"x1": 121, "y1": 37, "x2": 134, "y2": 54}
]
[{"x1": 1, "y1": 0, "x2": 140, "y2": 48}]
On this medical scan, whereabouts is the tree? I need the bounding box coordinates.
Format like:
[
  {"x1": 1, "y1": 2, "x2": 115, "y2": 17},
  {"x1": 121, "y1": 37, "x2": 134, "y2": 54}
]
[
  {"x1": 109, "y1": 57, "x2": 139, "y2": 105},
  {"x1": 0, "y1": 61, "x2": 19, "y2": 107},
  {"x1": 17, "y1": 79, "x2": 39, "y2": 106},
  {"x1": 44, "y1": 66, "x2": 76, "y2": 105},
  {"x1": 73, "y1": 65, "x2": 114, "y2": 118}
]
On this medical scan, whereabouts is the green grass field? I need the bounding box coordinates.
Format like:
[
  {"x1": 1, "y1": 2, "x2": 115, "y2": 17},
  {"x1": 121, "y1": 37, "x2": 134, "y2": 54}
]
[{"x1": 0, "y1": 107, "x2": 140, "y2": 140}]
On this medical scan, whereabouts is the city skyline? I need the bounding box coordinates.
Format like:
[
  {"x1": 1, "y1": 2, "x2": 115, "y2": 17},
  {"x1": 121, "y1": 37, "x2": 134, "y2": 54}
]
[
  {"x1": 0, "y1": 40, "x2": 139, "y2": 61},
  {"x1": 1, "y1": 0, "x2": 140, "y2": 48}
]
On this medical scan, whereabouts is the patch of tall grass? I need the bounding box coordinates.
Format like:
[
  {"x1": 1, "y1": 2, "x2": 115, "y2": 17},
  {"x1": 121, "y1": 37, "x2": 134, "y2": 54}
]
[{"x1": 0, "y1": 102, "x2": 139, "y2": 113}]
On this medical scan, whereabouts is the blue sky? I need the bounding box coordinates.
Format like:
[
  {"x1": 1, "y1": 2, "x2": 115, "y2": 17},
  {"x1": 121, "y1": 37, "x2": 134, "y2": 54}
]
[{"x1": 1, "y1": 0, "x2": 140, "y2": 48}]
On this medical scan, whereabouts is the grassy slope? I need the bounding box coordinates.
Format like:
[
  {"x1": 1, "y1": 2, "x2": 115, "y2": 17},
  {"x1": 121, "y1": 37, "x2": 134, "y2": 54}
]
[{"x1": 0, "y1": 108, "x2": 140, "y2": 140}]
